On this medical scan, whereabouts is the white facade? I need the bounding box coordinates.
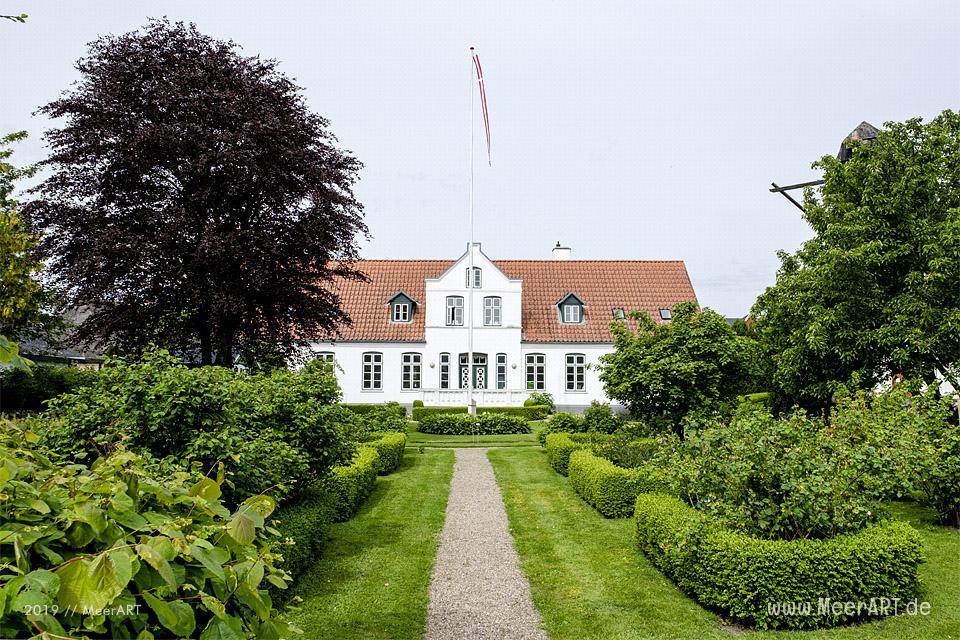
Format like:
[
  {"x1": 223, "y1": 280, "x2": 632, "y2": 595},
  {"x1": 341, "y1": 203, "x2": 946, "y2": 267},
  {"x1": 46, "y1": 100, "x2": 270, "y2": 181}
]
[{"x1": 309, "y1": 245, "x2": 617, "y2": 409}]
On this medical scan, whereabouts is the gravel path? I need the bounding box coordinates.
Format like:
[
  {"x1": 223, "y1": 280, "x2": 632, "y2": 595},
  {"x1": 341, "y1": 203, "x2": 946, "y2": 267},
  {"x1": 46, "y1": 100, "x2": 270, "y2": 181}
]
[{"x1": 425, "y1": 448, "x2": 549, "y2": 640}]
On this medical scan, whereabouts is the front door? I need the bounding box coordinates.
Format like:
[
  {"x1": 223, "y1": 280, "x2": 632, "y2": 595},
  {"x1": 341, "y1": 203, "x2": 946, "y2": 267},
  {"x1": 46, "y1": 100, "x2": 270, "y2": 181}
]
[{"x1": 459, "y1": 353, "x2": 487, "y2": 389}]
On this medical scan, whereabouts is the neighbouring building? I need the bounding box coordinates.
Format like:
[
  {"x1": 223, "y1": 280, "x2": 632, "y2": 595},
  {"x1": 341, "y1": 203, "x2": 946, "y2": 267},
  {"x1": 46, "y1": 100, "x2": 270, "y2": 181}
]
[{"x1": 309, "y1": 243, "x2": 698, "y2": 410}]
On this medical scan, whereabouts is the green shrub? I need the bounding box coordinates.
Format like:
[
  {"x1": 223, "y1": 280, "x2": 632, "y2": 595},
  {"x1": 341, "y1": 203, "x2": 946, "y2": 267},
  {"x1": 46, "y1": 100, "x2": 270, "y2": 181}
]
[
  {"x1": 544, "y1": 432, "x2": 590, "y2": 476},
  {"x1": 412, "y1": 399, "x2": 424, "y2": 408},
  {"x1": 365, "y1": 431, "x2": 407, "y2": 474},
  {"x1": 323, "y1": 446, "x2": 380, "y2": 522},
  {"x1": 537, "y1": 411, "x2": 586, "y2": 445},
  {"x1": 592, "y1": 436, "x2": 658, "y2": 470},
  {"x1": 271, "y1": 484, "x2": 334, "y2": 590},
  {"x1": 633, "y1": 493, "x2": 924, "y2": 630},
  {"x1": 0, "y1": 420, "x2": 295, "y2": 639},
  {"x1": 343, "y1": 402, "x2": 407, "y2": 418},
  {"x1": 417, "y1": 412, "x2": 531, "y2": 435},
  {"x1": 0, "y1": 365, "x2": 98, "y2": 413},
  {"x1": 525, "y1": 391, "x2": 554, "y2": 411},
  {"x1": 412, "y1": 405, "x2": 547, "y2": 422},
  {"x1": 568, "y1": 449, "x2": 672, "y2": 517},
  {"x1": 583, "y1": 400, "x2": 624, "y2": 433}
]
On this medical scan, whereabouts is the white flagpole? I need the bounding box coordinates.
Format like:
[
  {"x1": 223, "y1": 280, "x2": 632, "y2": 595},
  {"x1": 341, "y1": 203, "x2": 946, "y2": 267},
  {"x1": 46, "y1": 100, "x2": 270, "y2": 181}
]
[{"x1": 467, "y1": 47, "x2": 476, "y2": 417}]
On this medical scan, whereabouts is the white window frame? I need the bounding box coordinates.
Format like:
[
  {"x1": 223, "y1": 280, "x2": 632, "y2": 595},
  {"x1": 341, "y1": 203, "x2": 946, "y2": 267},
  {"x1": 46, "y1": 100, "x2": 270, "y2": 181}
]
[
  {"x1": 562, "y1": 303, "x2": 582, "y2": 324},
  {"x1": 362, "y1": 352, "x2": 382, "y2": 391},
  {"x1": 465, "y1": 267, "x2": 482, "y2": 288},
  {"x1": 612, "y1": 308, "x2": 626, "y2": 320},
  {"x1": 496, "y1": 353, "x2": 507, "y2": 390},
  {"x1": 392, "y1": 302, "x2": 410, "y2": 323},
  {"x1": 440, "y1": 352, "x2": 450, "y2": 389},
  {"x1": 401, "y1": 352, "x2": 421, "y2": 390},
  {"x1": 446, "y1": 296, "x2": 464, "y2": 326},
  {"x1": 565, "y1": 353, "x2": 586, "y2": 391},
  {"x1": 483, "y1": 296, "x2": 501, "y2": 326},
  {"x1": 526, "y1": 353, "x2": 546, "y2": 391}
]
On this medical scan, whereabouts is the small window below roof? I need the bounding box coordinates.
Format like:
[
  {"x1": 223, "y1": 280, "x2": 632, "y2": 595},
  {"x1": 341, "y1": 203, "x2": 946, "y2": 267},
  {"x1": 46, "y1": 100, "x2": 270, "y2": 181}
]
[
  {"x1": 392, "y1": 302, "x2": 410, "y2": 323},
  {"x1": 659, "y1": 308, "x2": 672, "y2": 320},
  {"x1": 612, "y1": 308, "x2": 626, "y2": 320}
]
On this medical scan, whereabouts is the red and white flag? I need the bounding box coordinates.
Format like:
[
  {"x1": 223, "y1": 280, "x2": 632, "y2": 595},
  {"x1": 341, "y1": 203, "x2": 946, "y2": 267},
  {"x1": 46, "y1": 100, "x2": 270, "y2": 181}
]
[{"x1": 471, "y1": 48, "x2": 491, "y2": 166}]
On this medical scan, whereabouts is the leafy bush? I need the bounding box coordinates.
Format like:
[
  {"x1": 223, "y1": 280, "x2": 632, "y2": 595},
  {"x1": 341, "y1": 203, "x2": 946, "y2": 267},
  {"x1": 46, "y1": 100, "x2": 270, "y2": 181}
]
[
  {"x1": 343, "y1": 402, "x2": 407, "y2": 418},
  {"x1": 633, "y1": 493, "x2": 924, "y2": 630},
  {"x1": 592, "y1": 435, "x2": 658, "y2": 469},
  {"x1": 412, "y1": 405, "x2": 547, "y2": 422},
  {"x1": 323, "y1": 446, "x2": 380, "y2": 522},
  {"x1": 41, "y1": 349, "x2": 355, "y2": 504},
  {"x1": 271, "y1": 485, "x2": 334, "y2": 590},
  {"x1": 568, "y1": 450, "x2": 672, "y2": 517},
  {"x1": 417, "y1": 412, "x2": 531, "y2": 435},
  {"x1": 365, "y1": 431, "x2": 407, "y2": 475},
  {"x1": 0, "y1": 365, "x2": 98, "y2": 413},
  {"x1": 0, "y1": 420, "x2": 294, "y2": 639},
  {"x1": 537, "y1": 411, "x2": 587, "y2": 445},
  {"x1": 582, "y1": 401, "x2": 624, "y2": 433},
  {"x1": 412, "y1": 399, "x2": 424, "y2": 408},
  {"x1": 525, "y1": 391, "x2": 554, "y2": 411}
]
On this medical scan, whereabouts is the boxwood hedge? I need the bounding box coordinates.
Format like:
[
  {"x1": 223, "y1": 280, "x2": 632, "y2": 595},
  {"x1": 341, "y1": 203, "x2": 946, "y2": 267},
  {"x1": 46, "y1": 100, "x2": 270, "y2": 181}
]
[
  {"x1": 323, "y1": 446, "x2": 380, "y2": 522},
  {"x1": 633, "y1": 493, "x2": 925, "y2": 630},
  {"x1": 272, "y1": 485, "x2": 334, "y2": 589},
  {"x1": 544, "y1": 432, "x2": 590, "y2": 476},
  {"x1": 343, "y1": 402, "x2": 407, "y2": 418},
  {"x1": 412, "y1": 405, "x2": 549, "y2": 422},
  {"x1": 567, "y1": 449, "x2": 672, "y2": 517},
  {"x1": 418, "y1": 412, "x2": 531, "y2": 435},
  {"x1": 365, "y1": 431, "x2": 407, "y2": 474}
]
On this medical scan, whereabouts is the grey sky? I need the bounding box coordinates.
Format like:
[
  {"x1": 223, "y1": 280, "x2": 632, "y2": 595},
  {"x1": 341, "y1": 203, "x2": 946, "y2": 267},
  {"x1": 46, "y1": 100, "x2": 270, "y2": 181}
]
[{"x1": 2, "y1": 1, "x2": 957, "y2": 316}]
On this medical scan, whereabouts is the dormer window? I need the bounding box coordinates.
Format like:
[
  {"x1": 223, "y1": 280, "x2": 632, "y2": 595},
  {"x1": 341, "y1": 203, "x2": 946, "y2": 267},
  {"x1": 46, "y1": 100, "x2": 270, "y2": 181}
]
[
  {"x1": 465, "y1": 267, "x2": 482, "y2": 288},
  {"x1": 557, "y1": 293, "x2": 585, "y2": 324},
  {"x1": 612, "y1": 308, "x2": 626, "y2": 320},
  {"x1": 659, "y1": 308, "x2": 672, "y2": 321},
  {"x1": 388, "y1": 292, "x2": 415, "y2": 324}
]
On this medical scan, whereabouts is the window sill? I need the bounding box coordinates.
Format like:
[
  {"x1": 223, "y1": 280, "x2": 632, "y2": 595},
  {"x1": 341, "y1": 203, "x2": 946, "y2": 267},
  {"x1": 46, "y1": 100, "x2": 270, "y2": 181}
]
[{"x1": 361, "y1": 389, "x2": 384, "y2": 393}]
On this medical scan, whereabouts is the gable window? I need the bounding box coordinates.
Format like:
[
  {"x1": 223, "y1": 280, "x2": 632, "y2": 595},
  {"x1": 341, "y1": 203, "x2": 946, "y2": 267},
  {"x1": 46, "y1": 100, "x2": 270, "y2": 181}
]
[
  {"x1": 362, "y1": 352, "x2": 382, "y2": 390},
  {"x1": 440, "y1": 352, "x2": 451, "y2": 389},
  {"x1": 562, "y1": 303, "x2": 582, "y2": 324},
  {"x1": 315, "y1": 351, "x2": 335, "y2": 370},
  {"x1": 565, "y1": 353, "x2": 586, "y2": 391},
  {"x1": 446, "y1": 296, "x2": 464, "y2": 326},
  {"x1": 392, "y1": 302, "x2": 410, "y2": 323},
  {"x1": 483, "y1": 296, "x2": 502, "y2": 326},
  {"x1": 465, "y1": 267, "x2": 482, "y2": 288},
  {"x1": 659, "y1": 308, "x2": 672, "y2": 320},
  {"x1": 401, "y1": 353, "x2": 421, "y2": 390},
  {"x1": 612, "y1": 308, "x2": 626, "y2": 320},
  {"x1": 526, "y1": 353, "x2": 545, "y2": 391},
  {"x1": 496, "y1": 353, "x2": 507, "y2": 389}
]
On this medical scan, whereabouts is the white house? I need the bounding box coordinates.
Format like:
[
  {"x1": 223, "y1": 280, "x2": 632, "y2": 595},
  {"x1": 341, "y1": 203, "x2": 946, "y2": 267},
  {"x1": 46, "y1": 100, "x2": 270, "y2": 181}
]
[{"x1": 309, "y1": 244, "x2": 698, "y2": 411}]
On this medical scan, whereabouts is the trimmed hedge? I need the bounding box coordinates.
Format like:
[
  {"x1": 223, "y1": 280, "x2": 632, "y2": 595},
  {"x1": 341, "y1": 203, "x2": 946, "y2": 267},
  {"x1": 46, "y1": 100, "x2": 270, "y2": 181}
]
[
  {"x1": 366, "y1": 431, "x2": 407, "y2": 474},
  {"x1": 411, "y1": 405, "x2": 549, "y2": 422},
  {"x1": 633, "y1": 493, "x2": 925, "y2": 630},
  {"x1": 544, "y1": 432, "x2": 590, "y2": 476},
  {"x1": 272, "y1": 485, "x2": 334, "y2": 587},
  {"x1": 323, "y1": 446, "x2": 380, "y2": 522},
  {"x1": 418, "y1": 412, "x2": 531, "y2": 435},
  {"x1": 343, "y1": 402, "x2": 407, "y2": 418},
  {"x1": 567, "y1": 449, "x2": 672, "y2": 517}
]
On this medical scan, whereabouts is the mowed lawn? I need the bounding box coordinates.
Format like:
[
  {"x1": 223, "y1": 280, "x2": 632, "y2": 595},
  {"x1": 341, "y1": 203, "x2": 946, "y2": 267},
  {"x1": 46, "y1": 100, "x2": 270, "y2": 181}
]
[
  {"x1": 488, "y1": 447, "x2": 960, "y2": 640},
  {"x1": 406, "y1": 429, "x2": 540, "y2": 448},
  {"x1": 285, "y1": 450, "x2": 454, "y2": 640}
]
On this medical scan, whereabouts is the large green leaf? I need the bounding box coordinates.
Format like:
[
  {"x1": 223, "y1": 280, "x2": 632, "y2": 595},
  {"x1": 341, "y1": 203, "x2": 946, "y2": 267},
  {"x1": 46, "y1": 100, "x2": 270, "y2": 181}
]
[
  {"x1": 142, "y1": 591, "x2": 196, "y2": 637},
  {"x1": 55, "y1": 552, "x2": 125, "y2": 612},
  {"x1": 137, "y1": 542, "x2": 176, "y2": 587},
  {"x1": 190, "y1": 544, "x2": 226, "y2": 581},
  {"x1": 199, "y1": 615, "x2": 245, "y2": 640},
  {"x1": 225, "y1": 511, "x2": 256, "y2": 545}
]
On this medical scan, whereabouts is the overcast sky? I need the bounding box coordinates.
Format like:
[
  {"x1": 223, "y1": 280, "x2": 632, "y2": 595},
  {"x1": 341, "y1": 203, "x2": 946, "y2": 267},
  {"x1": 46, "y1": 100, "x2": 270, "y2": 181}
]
[{"x1": 2, "y1": 1, "x2": 957, "y2": 315}]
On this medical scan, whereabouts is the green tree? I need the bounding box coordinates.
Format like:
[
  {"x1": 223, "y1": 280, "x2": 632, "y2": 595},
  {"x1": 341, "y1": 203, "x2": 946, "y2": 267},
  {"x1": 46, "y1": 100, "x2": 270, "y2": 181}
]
[
  {"x1": 598, "y1": 302, "x2": 765, "y2": 434},
  {"x1": 753, "y1": 110, "x2": 960, "y2": 410},
  {"x1": 0, "y1": 132, "x2": 41, "y2": 368}
]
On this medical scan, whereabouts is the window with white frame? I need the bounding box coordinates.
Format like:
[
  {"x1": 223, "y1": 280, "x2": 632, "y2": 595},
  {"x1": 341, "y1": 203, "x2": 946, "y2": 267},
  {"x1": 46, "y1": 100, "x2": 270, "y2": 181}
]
[
  {"x1": 315, "y1": 352, "x2": 335, "y2": 369},
  {"x1": 392, "y1": 302, "x2": 410, "y2": 323},
  {"x1": 465, "y1": 267, "x2": 482, "y2": 288},
  {"x1": 440, "y1": 352, "x2": 450, "y2": 389},
  {"x1": 496, "y1": 353, "x2": 507, "y2": 389},
  {"x1": 526, "y1": 353, "x2": 545, "y2": 390},
  {"x1": 562, "y1": 303, "x2": 582, "y2": 324},
  {"x1": 565, "y1": 353, "x2": 586, "y2": 391},
  {"x1": 362, "y1": 352, "x2": 382, "y2": 390},
  {"x1": 483, "y1": 296, "x2": 501, "y2": 326},
  {"x1": 446, "y1": 296, "x2": 464, "y2": 326},
  {"x1": 612, "y1": 308, "x2": 626, "y2": 320},
  {"x1": 401, "y1": 353, "x2": 421, "y2": 390}
]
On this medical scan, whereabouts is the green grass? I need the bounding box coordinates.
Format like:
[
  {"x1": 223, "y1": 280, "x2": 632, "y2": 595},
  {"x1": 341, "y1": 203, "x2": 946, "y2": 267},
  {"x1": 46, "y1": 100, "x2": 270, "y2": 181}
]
[
  {"x1": 488, "y1": 447, "x2": 960, "y2": 640},
  {"x1": 284, "y1": 450, "x2": 454, "y2": 640},
  {"x1": 406, "y1": 429, "x2": 540, "y2": 448}
]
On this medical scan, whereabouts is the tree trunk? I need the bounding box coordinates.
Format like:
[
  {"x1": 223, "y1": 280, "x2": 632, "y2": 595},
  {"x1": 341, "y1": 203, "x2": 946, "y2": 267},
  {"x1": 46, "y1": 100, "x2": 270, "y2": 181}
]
[{"x1": 199, "y1": 313, "x2": 212, "y2": 366}]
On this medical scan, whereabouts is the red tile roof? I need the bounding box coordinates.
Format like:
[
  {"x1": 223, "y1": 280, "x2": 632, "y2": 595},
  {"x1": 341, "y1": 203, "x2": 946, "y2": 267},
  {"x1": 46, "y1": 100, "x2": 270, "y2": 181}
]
[{"x1": 321, "y1": 259, "x2": 697, "y2": 343}]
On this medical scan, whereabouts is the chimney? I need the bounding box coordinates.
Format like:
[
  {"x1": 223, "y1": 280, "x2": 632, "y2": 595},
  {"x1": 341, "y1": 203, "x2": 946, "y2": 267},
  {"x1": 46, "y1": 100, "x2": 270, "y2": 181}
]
[{"x1": 552, "y1": 242, "x2": 571, "y2": 260}]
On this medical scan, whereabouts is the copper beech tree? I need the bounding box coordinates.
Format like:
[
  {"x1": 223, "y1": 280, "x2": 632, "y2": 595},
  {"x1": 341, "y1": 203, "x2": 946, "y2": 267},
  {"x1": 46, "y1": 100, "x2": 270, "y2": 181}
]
[{"x1": 26, "y1": 20, "x2": 367, "y2": 366}]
